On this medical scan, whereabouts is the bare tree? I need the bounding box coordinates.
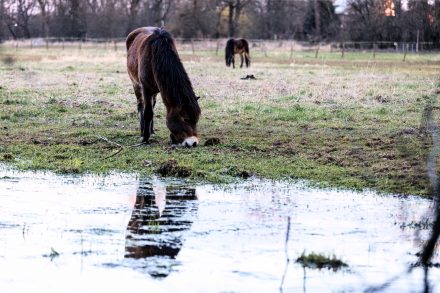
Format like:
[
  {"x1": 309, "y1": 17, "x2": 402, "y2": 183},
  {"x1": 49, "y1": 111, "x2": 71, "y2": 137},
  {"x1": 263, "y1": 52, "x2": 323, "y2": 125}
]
[
  {"x1": 3, "y1": 0, "x2": 36, "y2": 38},
  {"x1": 125, "y1": 0, "x2": 142, "y2": 35},
  {"x1": 217, "y1": 0, "x2": 253, "y2": 37},
  {"x1": 0, "y1": 0, "x2": 5, "y2": 40},
  {"x1": 36, "y1": 0, "x2": 50, "y2": 37},
  {"x1": 150, "y1": 0, "x2": 173, "y2": 27}
]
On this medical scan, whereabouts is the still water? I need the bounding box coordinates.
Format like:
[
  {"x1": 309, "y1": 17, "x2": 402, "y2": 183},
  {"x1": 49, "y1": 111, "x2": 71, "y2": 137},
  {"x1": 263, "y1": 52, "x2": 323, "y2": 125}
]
[{"x1": 0, "y1": 166, "x2": 438, "y2": 292}]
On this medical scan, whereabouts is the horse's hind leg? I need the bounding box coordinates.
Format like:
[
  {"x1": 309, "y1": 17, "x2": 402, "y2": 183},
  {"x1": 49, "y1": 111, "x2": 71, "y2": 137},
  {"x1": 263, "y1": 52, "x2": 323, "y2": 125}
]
[
  {"x1": 150, "y1": 94, "x2": 157, "y2": 135},
  {"x1": 240, "y1": 53, "x2": 244, "y2": 68},
  {"x1": 141, "y1": 89, "x2": 155, "y2": 144},
  {"x1": 133, "y1": 85, "x2": 145, "y2": 140}
]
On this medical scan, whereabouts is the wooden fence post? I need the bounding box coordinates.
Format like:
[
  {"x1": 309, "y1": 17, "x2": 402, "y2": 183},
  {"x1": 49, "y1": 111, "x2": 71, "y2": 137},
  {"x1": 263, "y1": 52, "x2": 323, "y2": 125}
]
[
  {"x1": 341, "y1": 42, "x2": 345, "y2": 58},
  {"x1": 261, "y1": 41, "x2": 267, "y2": 57},
  {"x1": 373, "y1": 43, "x2": 377, "y2": 59},
  {"x1": 314, "y1": 43, "x2": 320, "y2": 58},
  {"x1": 289, "y1": 42, "x2": 294, "y2": 60},
  {"x1": 215, "y1": 40, "x2": 220, "y2": 56},
  {"x1": 114, "y1": 40, "x2": 117, "y2": 51},
  {"x1": 402, "y1": 43, "x2": 407, "y2": 62}
]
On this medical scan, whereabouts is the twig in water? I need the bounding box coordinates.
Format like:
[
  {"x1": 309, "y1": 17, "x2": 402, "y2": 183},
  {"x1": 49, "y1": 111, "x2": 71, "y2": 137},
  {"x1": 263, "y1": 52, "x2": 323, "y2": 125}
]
[
  {"x1": 365, "y1": 98, "x2": 439, "y2": 292},
  {"x1": 96, "y1": 135, "x2": 144, "y2": 159},
  {"x1": 420, "y1": 99, "x2": 440, "y2": 268},
  {"x1": 279, "y1": 216, "x2": 291, "y2": 292}
]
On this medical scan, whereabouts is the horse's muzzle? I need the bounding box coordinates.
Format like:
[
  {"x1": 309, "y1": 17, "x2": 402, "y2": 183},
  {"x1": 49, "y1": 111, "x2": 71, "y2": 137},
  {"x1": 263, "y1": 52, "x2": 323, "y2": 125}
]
[{"x1": 182, "y1": 136, "x2": 199, "y2": 148}]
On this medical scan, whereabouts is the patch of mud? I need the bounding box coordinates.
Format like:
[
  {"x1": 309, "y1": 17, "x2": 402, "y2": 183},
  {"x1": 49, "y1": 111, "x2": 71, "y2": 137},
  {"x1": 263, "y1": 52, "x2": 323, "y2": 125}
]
[
  {"x1": 204, "y1": 137, "x2": 221, "y2": 146},
  {"x1": 156, "y1": 159, "x2": 192, "y2": 177},
  {"x1": 1, "y1": 55, "x2": 16, "y2": 66},
  {"x1": 2, "y1": 153, "x2": 13, "y2": 161}
]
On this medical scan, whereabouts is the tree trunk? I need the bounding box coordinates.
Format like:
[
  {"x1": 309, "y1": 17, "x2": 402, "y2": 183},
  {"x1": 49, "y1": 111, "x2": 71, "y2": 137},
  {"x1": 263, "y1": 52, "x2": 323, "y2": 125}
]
[
  {"x1": 125, "y1": 0, "x2": 141, "y2": 35},
  {"x1": 314, "y1": 0, "x2": 320, "y2": 40},
  {"x1": 233, "y1": 0, "x2": 241, "y2": 36},
  {"x1": 37, "y1": 0, "x2": 49, "y2": 38},
  {"x1": 228, "y1": 1, "x2": 234, "y2": 37},
  {"x1": 0, "y1": 0, "x2": 4, "y2": 40}
]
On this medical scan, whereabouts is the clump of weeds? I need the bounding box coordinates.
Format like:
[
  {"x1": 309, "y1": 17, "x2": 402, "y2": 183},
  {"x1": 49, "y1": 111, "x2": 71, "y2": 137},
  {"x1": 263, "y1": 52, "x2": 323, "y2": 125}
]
[{"x1": 296, "y1": 252, "x2": 348, "y2": 271}]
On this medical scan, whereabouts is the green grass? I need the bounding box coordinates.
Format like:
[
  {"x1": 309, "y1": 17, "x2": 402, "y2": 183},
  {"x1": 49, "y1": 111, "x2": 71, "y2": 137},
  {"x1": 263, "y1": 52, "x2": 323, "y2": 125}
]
[
  {"x1": 296, "y1": 252, "x2": 348, "y2": 271},
  {"x1": 0, "y1": 46, "x2": 440, "y2": 196}
]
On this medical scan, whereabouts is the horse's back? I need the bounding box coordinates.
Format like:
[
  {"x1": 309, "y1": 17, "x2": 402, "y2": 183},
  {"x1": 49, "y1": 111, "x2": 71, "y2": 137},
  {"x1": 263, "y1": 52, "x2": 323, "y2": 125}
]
[
  {"x1": 126, "y1": 27, "x2": 158, "y2": 50},
  {"x1": 126, "y1": 27, "x2": 160, "y2": 88}
]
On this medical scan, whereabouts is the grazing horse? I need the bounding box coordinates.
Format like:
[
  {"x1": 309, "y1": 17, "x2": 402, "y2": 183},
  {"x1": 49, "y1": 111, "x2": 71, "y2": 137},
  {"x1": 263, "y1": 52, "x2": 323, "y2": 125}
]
[
  {"x1": 225, "y1": 38, "x2": 251, "y2": 69},
  {"x1": 126, "y1": 27, "x2": 201, "y2": 147}
]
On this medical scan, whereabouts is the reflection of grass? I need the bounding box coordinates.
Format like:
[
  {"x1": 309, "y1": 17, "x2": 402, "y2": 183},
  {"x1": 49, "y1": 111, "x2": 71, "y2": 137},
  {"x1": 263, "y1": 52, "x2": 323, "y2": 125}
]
[
  {"x1": 400, "y1": 219, "x2": 434, "y2": 230},
  {"x1": 296, "y1": 252, "x2": 348, "y2": 271},
  {"x1": 0, "y1": 47, "x2": 439, "y2": 195}
]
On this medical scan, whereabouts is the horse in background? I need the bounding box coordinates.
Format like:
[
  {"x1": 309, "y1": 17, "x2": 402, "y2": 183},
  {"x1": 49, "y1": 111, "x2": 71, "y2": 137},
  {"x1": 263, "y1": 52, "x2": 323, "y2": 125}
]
[
  {"x1": 126, "y1": 27, "x2": 201, "y2": 147},
  {"x1": 225, "y1": 38, "x2": 251, "y2": 69}
]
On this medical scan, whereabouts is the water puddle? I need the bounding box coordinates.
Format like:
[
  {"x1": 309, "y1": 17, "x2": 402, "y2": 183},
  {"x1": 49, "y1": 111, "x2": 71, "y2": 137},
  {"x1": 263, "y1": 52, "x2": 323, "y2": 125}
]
[{"x1": 0, "y1": 166, "x2": 439, "y2": 292}]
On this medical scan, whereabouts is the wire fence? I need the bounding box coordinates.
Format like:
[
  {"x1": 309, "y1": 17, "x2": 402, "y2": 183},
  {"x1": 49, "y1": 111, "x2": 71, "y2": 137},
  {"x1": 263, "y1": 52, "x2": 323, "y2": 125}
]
[{"x1": 1, "y1": 37, "x2": 439, "y2": 60}]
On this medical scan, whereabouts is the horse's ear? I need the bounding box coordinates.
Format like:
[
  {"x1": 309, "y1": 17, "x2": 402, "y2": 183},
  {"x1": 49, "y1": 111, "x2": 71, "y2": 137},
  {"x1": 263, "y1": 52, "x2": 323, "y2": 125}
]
[{"x1": 196, "y1": 96, "x2": 201, "y2": 101}]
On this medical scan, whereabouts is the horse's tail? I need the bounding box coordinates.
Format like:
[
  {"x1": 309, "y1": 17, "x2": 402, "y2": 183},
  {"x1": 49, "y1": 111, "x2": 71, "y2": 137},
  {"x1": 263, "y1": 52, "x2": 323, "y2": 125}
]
[
  {"x1": 243, "y1": 39, "x2": 251, "y2": 67},
  {"x1": 225, "y1": 38, "x2": 234, "y2": 67},
  {"x1": 149, "y1": 28, "x2": 200, "y2": 114},
  {"x1": 126, "y1": 28, "x2": 142, "y2": 51}
]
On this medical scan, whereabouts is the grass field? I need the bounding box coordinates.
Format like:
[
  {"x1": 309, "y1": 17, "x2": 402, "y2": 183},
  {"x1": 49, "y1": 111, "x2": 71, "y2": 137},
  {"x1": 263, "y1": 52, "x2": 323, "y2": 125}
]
[{"x1": 1, "y1": 45, "x2": 439, "y2": 196}]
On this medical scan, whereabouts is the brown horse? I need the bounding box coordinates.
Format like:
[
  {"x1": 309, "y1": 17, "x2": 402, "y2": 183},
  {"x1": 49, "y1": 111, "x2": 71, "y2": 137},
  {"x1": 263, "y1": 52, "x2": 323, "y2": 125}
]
[
  {"x1": 225, "y1": 38, "x2": 250, "y2": 69},
  {"x1": 126, "y1": 27, "x2": 201, "y2": 147}
]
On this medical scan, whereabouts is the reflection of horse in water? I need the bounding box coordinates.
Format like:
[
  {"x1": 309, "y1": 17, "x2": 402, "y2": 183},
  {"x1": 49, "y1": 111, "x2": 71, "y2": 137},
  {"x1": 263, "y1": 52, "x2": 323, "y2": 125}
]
[
  {"x1": 225, "y1": 38, "x2": 251, "y2": 69},
  {"x1": 125, "y1": 179, "x2": 197, "y2": 278}
]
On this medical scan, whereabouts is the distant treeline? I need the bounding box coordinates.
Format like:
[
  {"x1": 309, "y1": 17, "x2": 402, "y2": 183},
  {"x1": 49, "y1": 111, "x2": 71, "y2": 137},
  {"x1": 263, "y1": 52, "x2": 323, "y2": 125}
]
[{"x1": 1, "y1": 0, "x2": 439, "y2": 43}]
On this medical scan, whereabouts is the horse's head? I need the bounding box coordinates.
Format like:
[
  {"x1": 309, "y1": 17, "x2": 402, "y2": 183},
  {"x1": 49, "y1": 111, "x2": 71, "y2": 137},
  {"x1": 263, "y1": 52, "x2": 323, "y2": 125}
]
[{"x1": 167, "y1": 100, "x2": 201, "y2": 148}]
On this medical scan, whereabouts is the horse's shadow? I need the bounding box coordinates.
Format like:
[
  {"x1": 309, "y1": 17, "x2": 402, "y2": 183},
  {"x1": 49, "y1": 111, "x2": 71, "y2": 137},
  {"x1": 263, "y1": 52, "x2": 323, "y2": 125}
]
[{"x1": 125, "y1": 178, "x2": 198, "y2": 278}]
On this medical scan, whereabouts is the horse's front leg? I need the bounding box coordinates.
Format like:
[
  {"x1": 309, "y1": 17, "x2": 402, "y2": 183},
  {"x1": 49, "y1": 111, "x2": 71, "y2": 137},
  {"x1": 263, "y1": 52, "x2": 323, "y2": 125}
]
[
  {"x1": 240, "y1": 53, "x2": 244, "y2": 68},
  {"x1": 232, "y1": 55, "x2": 235, "y2": 69}
]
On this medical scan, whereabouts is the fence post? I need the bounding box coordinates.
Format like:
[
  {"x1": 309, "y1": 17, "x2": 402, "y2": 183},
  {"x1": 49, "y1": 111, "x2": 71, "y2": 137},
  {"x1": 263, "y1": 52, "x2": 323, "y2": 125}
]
[
  {"x1": 416, "y1": 29, "x2": 420, "y2": 53},
  {"x1": 215, "y1": 40, "x2": 220, "y2": 56},
  {"x1": 114, "y1": 40, "x2": 117, "y2": 51},
  {"x1": 341, "y1": 42, "x2": 345, "y2": 58},
  {"x1": 289, "y1": 42, "x2": 294, "y2": 60},
  {"x1": 402, "y1": 43, "x2": 407, "y2": 62},
  {"x1": 78, "y1": 40, "x2": 82, "y2": 50},
  {"x1": 62, "y1": 38, "x2": 65, "y2": 50},
  {"x1": 373, "y1": 43, "x2": 377, "y2": 59},
  {"x1": 262, "y1": 42, "x2": 267, "y2": 57},
  {"x1": 314, "y1": 42, "x2": 320, "y2": 58},
  {"x1": 30, "y1": 39, "x2": 33, "y2": 49}
]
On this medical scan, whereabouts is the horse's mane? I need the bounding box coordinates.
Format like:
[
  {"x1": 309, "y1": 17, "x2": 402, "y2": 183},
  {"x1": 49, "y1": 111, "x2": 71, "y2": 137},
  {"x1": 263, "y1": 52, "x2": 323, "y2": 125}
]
[
  {"x1": 149, "y1": 28, "x2": 201, "y2": 117},
  {"x1": 225, "y1": 38, "x2": 235, "y2": 67}
]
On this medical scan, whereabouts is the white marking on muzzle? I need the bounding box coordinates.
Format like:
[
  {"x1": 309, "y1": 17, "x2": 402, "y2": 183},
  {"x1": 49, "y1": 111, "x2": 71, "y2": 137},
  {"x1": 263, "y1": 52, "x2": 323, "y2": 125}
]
[{"x1": 182, "y1": 136, "x2": 199, "y2": 148}]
